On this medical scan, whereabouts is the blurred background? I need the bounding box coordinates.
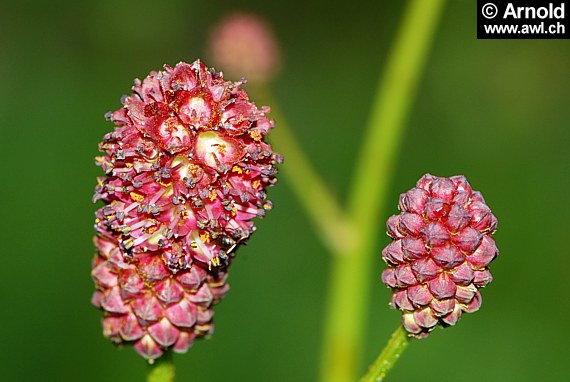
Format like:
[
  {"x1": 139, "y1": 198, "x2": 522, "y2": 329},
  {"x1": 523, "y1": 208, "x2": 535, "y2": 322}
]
[{"x1": 1, "y1": 0, "x2": 569, "y2": 381}]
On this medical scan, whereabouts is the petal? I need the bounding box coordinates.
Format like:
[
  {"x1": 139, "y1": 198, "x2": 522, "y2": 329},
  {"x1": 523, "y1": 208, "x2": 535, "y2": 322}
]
[
  {"x1": 455, "y1": 284, "x2": 477, "y2": 304},
  {"x1": 430, "y1": 244, "x2": 464, "y2": 269},
  {"x1": 473, "y1": 269, "x2": 493, "y2": 287},
  {"x1": 411, "y1": 257, "x2": 441, "y2": 283},
  {"x1": 176, "y1": 266, "x2": 207, "y2": 292},
  {"x1": 441, "y1": 304, "x2": 462, "y2": 326},
  {"x1": 195, "y1": 131, "x2": 243, "y2": 170},
  {"x1": 91, "y1": 291, "x2": 104, "y2": 308},
  {"x1": 449, "y1": 175, "x2": 472, "y2": 195},
  {"x1": 173, "y1": 89, "x2": 220, "y2": 128},
  {"x1": 211, "y1": 284, "x2": 230, "y2": 302},
  {"x1": 468, "y1": 200, "x2": 497, "y2": 233},
  {"x1": 165, "y1": 62, "x2": 198, "y2": 91},
  {"x1": 381, "y1": 268, "x2": 397, "y2": 288},
  {"x1": 92, "y1": 263, "x2": 118, "y2": 288},
  {"x1": 154, "y1": 278, "x2": 185, "y2": 305},
  {"x1": 392, "y1": 289, "x2": 414, "y2": 311},
  {"x1": 118, "y1": 268, "x2": 145, "y2": 300},
  {"x1": 382, "y1": 240, "x2": 405, "y2": 265},
  {"x1": 421, "y1": 222, "x2": 450, "y2": 247},
  {"x1": 165, "y1": 299, "x2": 197, "y2": 328},
  {"x1": 94, "y1": 236, "x2": 117, "y2": 258},
  {"x1": 448, "y1": 261, "x2": 475, "y2": 286},
  {"x1": 402, "y1": 312, "x2": 422, "y2": 334},
  {"x1": 398, "y1": 188, "x2": 429, "y2": 214},
  {"x1": 138, "y1": 256, "x2": 170, "y2": 283},
  {"x1": 416, "y1": 174, "x2": 436, "y2": 192},
  {"x1": 407, "y1": 284, "x2": 433, "y2": 307},
  {"x1": 173, "y1": 331, "x2": 196, "y2": 354},
  {"x1": 194, "y1": 323, "x2": 214, "y2": 336},
  {"x1": 134, "y1": 334, "x2": 164, "y2": 360},
  {"x1": 394, "y1": 264, "x2": 418, "y2": 287},
  {"x1": 132, "y1": 294, "x2": 163, "y2": 322},
  {"x1": 386, "y1": 215, "x2": 404, "y2": 239},
  {"x1": 428, "y1": 273, "x2": 456, "y2": 300},
  {"x1": 188, "y1": 284, "x2": 214, "y2": 307},
  {"x1": 462, "y1": 291, "x2": 482, "y2": 313},
  {"x1": 466, "y1": 236, "x2": 498, "y2": 270},
  {"x1": 101, "y1": 287, "x2": 130, "y2": 314},
  {"x1": 102, "y1": 316, "x2": 122, "y2": 341},
  {"x1": 196, "y1": 307, "x2": 214, "y2": 324},
  {"x1": 402, "y1": 237, "x2": 427, "y2": 261},
  {"x1": 119, "y1": 313, "x2": 145, "y2": 341},
  {"x1": 452, "y1": 191, "x2": 471, "y2": 208},
  {"x1": 148, "y1": 318, "x2": 181, "y2": 347},
  {"x1": 399, "y1": 213, "x2": 425, "y2": 236},
  {"x1": 430, "y1": 298, "x2": 455, "y2": 317},
  {"x1": 429, "y1": 177, "x2": 455, "y2": 202},
  {"x1": 413, "y1": 307, "x2": 438, "y2": 328},
  {"x1": 444, "y1": 204, "x2": 471, "y2": 233},
  {"x1": 424, "y1": 198, "x2": 450, "y2": 220},
  {"x1": 452, "y1": 227, "x2": 482, "y2": 254}
]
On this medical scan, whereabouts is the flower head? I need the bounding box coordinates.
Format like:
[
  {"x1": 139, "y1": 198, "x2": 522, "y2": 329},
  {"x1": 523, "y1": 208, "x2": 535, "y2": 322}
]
[
  {"x1": 381, "y1": 174, "x2": 498, "y2": 338},
  {"x1": 209, "y1": 12, "x2": 281, "y2": 83},
  {"x1": 92, "y1": 60, "x2": 281, "y2": 360}
]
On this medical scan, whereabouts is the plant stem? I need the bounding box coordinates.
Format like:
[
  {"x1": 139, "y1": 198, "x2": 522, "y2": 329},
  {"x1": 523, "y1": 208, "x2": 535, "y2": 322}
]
[
  {"x1": 252, "y1": 85, "x2": 356, "y2": 254},
  {"x1": 359, "y1": 326, "x2": 411, "y2": 382},
  {"x1": 147, "y1": 351, "x2": 175, "y2": 382},
  {"x1": 319, "y1": 2, "x2": 446, "y2": 382}
]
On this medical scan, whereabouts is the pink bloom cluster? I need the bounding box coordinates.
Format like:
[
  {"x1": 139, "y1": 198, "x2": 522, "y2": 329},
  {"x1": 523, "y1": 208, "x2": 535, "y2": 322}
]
[
  {"x1": 92, "y1": 60, "x2": 281, "y2": 360},
  {"x1": 209, "y1": 12, "x2": 281, "y2": 82},
  {"x1": 381, "y1": 174, "x2": 498, "y2": 338}
]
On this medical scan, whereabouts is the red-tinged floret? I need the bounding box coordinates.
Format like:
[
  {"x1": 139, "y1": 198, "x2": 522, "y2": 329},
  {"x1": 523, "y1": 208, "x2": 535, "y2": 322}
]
[{"x1": 92, "y1": 60, "x2": 281, "y2": 360}]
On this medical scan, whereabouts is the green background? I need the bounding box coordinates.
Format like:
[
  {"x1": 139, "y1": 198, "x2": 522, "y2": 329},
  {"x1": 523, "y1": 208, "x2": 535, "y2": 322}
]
[{"x1": 1, "y1": 1, "x2": 569, "y2": 381}]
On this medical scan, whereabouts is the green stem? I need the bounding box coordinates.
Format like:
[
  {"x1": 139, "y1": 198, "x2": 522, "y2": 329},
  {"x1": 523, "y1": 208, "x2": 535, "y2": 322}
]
[
  {"x1": 252, "y1": 85, "x2": 356, "y2": 254},
  {"x1": 319, "y1": 1, "x2": 446, "y2": 382},
  {"x1": 359, "y1": 326, "x2": 411, "y2": 382},
  {"x1": 147, "y1": 351, "x2": 175, "y2": 382}
]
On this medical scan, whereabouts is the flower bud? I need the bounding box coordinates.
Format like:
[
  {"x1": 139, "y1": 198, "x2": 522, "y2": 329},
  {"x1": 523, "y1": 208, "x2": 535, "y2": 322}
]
[
  {"x1": 381, "y1": 174, "x2": 498, "y2": 338},
  {"x1": 209, "y1": 12, "x2": 281, "y2": 83}
]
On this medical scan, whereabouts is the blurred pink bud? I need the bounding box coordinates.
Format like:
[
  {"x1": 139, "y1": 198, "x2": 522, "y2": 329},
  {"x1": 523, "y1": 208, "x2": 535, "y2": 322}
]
[{"x1": 209, "y1": 12, "x2": 281, "y2": 83}]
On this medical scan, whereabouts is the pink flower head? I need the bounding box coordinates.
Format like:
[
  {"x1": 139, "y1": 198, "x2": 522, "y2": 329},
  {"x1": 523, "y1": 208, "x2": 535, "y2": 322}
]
[
  {"x1": 209, "y1": 12, "x2": 281, "y2": 82},
  {"x1": 381, "y1": 174, "x2": 498, "y2": 338},
  {"x1": 92, "y1": 60, "x2": 281, "y2": 360}
]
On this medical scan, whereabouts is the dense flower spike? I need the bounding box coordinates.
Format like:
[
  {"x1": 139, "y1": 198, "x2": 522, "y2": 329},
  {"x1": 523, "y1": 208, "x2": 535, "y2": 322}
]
[
  {"x1": 381, "y1": 174, "x2": 498, "y2": 338},
  {"x1": 92, "y1": 60, "x2": 281, "y2": 360},
  {"x1": 209, "y1": 12, "x2": 281, "y2": 83}
]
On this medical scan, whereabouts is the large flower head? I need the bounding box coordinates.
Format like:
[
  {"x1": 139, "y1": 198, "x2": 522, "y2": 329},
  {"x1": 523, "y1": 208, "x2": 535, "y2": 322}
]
[
  {"x1": 92, "y1": 60, "x2": 281, "y2": 360},
  {"x1": 381, "y1": 174, "x2": 498, "y2": 338}
]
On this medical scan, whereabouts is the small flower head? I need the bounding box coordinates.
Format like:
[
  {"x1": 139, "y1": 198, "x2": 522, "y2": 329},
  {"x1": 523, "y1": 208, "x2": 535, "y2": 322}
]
[
  {"x1": 381, "y1": 174, "x2": 498, "y2": 338},
  {"x1": 92, "y1": 60, "x2": 281, "y2": 360},
  {"x1": 209, "y1": 12, "x2": 281, "y2": 83}
]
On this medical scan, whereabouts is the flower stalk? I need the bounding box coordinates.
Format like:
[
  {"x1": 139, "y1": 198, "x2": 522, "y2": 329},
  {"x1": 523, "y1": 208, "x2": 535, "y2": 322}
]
[
  {"x1": 147, "y1": 351, "x2": 175, "y2": 382},
  {"x1": 359, "y1": 326, "x2": 410, "y2": 382}
]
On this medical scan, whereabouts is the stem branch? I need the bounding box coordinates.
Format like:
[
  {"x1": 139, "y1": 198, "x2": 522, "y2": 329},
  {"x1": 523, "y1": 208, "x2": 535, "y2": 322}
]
[
  {"x1": 253, "y1": 86, "x2": 356, "y2": 253},
  {"x1": 319, "y1": 2, "x2": 446, "y2": 382}
]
